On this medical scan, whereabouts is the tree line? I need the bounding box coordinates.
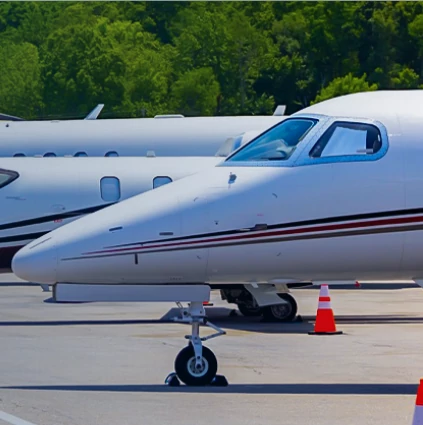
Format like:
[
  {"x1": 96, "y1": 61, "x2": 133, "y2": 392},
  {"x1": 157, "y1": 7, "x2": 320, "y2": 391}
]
[{"x1": 1, "y1": 1, "x2": 423, "y2": 120}]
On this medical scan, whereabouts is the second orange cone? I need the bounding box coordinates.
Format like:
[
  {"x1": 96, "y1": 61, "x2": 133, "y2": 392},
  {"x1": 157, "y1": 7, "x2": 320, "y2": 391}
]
[{"x1": 308, "y1": 284, "x2": 343, "y2": 335}]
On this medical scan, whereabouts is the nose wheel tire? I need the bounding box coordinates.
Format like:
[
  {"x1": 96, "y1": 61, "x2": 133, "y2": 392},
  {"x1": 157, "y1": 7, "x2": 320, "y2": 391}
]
[
  {"x1": 262, "y1": 293, "x2": 298, "y2": 322},
  {"x1": 175, "y1": 345, "x2": 218, "y2": 386}
]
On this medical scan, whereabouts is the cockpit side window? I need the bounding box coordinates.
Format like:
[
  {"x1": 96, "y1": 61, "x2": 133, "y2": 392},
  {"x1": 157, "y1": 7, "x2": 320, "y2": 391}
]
[
  {"x1": 309, "y1": 122, "x2": 383, "y2": 159},
  {"x1": 225, "y1": 118, "x2": 318, "y2": 162},
  {"x1": 0, "y1": 168, "x2": 19, "y2": 189}
]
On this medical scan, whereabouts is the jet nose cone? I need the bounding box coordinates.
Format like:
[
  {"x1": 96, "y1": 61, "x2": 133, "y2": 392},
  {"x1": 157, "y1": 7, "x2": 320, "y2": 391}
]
[{"x1": 12, "y1": 238, "x2": 58, "y2": 284}]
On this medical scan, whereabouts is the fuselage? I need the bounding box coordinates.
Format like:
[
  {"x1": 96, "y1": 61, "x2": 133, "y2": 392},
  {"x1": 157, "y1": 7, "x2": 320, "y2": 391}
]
[
  {"x1": 0, "y1": 116, "x2": 285, "y2": 158},
  {"x1": 12, "y1": 90, "x2": 423, "y2": 285},
  {"x1": 0, "y1": 156, "x2": 222, "y2": 272}
]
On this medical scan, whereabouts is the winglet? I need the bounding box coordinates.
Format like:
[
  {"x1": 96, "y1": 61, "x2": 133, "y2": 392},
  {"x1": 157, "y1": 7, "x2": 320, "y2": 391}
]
[
  {"x1": 273, "y1": 105, "x2": 286, "y2": 116},
  {"x1": 84, "y1": 104, "x2": 104, "y2": 120}
]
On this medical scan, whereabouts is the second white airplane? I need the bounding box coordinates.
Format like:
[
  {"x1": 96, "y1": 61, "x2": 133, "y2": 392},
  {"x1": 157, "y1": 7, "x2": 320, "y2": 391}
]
[{"x1": 0, "y1": 114, "x2": 285, "y2": 158}]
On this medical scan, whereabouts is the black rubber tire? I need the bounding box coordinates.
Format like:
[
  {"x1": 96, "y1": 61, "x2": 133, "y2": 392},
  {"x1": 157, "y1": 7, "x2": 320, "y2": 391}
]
[
  {"x1": 237, "y1": 302, "x2": 262, "y2": 317},
  {"x1": 261, "y1": 293, "x2": 298, "y2": 322},
  {"x1": 174, "y1": 345, "x2": 217, "y2": 386}
]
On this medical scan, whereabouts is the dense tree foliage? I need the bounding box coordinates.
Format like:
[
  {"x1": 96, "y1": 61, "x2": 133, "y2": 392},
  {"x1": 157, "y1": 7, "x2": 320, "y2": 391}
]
[{"x1": 1, "y1": 1, "x2": 423, "y2": 119}]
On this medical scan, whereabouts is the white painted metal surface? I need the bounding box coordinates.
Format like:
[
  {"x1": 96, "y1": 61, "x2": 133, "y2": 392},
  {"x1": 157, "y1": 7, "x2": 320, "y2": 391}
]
[{"x1": 53, "y1": 284, "x2": 210, "y2": 303}]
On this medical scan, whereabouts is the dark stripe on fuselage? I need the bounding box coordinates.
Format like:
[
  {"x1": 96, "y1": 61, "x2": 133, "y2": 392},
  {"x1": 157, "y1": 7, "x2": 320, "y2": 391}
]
[
  {"x1": 66, "y1": 214, "x2": 423, "y2": 261},
  {"x1": 0, "y1": 231, "x2": 48, "y2": 244},
  {"x1": 104, "y1": 206, "x2": 423, "y2": 250},
  {"x1": 0, "y1": 203, "x2": 112, "y2": 231},
  {"x1": 0, "y1": 203, "x2": 113, "y2": 272},
  {"x1": 67, "y1": 223, "x2": 423, "y2": 260}
]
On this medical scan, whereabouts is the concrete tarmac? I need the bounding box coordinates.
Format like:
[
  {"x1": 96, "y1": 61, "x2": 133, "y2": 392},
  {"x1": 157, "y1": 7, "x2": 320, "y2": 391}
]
[{"x1": 0, "y1": 275, "x2": 422, "y2": 425}]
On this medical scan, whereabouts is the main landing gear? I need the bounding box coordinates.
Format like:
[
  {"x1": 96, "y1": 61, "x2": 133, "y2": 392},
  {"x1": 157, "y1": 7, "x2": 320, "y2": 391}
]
[
  {"x1": 220, "y1": 286, "x2": 298, "y2": 322},
  {"x1": 169, "y1": 301, "x2": 227, "y2": 386}
]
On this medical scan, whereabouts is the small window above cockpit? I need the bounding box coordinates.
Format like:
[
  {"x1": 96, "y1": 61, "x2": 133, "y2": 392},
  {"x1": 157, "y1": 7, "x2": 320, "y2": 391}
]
[
  {"x1": 105, "y1": 151, "x2": 119, "y2": 157},
  {"x1": 309, "y1": 122, "x2": 382, "y2": 158},
  {"x1": 0, "y1": 169, "x2": 19, "y2": 189},
  {"x1": 225, "y1": 118, "x2": 318, "y2": 162},
  {"x1": 74, "y1": 152, "x2": 88, "y2": 157}
]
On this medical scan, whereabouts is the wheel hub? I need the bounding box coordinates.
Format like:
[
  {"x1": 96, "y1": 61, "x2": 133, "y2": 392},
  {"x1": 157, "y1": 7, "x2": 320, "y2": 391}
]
[
  {"x1": 187, "y1": 356, "x2": 209, "y2": 377},
  {"x1": 270, "y1": 302, "x2": 292, "y2": 319}
]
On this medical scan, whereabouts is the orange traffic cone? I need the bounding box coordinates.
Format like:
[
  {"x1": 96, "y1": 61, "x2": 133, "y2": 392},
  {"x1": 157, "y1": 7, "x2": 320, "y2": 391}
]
[
  {"x1": 412, "y1": 379, "x2": 423, "y2": 424},
  {"x1": 308, "y1": 284, "x2": 343, "y2": 335}
]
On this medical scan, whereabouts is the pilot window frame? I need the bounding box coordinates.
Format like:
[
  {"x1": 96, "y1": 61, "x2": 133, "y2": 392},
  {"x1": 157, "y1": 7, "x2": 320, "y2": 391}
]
[
  {"x1": 303, "y1": 120, "x2": 388, "y2": 165},
  {"x1": 0, "y1": 168, "x2": 19, "y2": 189},
  {"x1": 100, "y1": 176, "x2": 121, "y2": 202},
  {"x1": 153, "y1": 176, "x2": 173, "y2": 189},
  {"x1": 223, "y1": 117, "x2": 320, "y2": 164}
]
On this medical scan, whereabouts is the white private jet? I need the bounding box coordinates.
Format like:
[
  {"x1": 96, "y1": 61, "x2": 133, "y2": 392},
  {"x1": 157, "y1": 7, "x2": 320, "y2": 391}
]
[
  {"x1": 0, "y1": 111, "x2": 285, "y2": 158},
  {"x1": 14, "y1": 90, "x2": 421, "y2": 386}
]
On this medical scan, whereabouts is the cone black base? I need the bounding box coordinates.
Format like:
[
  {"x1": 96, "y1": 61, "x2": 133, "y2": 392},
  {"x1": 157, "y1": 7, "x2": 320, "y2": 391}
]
[{"x1": 308, "y1": 330, "x2": 343, "y2": 335}]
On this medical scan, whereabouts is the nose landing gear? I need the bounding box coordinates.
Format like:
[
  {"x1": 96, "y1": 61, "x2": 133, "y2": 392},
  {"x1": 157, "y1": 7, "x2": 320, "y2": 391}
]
[{"x1": 171, "y1": 301, "x2": 227, "y2": 386}]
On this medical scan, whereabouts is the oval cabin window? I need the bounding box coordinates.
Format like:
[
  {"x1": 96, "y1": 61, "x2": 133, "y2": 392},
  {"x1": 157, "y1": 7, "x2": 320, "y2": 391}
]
[{"x1": 100, "y1": 177, "x2": 121, "y2": 202}]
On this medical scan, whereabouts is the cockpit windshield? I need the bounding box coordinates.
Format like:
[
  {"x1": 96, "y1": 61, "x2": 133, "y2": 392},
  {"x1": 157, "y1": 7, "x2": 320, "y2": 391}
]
[
  {"x1": 0, "y1": 169, "x2": 19, "y2": 189},
  {"x1": 225, "y1": 118, "x2": 318, "y2": 162}
]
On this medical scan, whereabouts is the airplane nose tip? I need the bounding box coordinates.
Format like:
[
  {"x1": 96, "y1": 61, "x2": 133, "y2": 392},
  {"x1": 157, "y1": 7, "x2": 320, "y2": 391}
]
[{"x1": 12, "y1": 240, "x2": 58, "y2": 284}]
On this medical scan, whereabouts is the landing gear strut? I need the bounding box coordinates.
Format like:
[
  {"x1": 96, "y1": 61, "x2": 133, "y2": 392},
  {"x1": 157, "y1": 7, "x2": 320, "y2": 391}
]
[{"x1": 171, "y1": 301, "x2": 226, "y2": 386}]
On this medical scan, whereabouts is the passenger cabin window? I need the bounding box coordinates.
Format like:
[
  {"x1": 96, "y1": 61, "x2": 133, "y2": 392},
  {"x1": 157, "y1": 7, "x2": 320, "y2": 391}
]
[
  {"x1": 43, "y1": 152, "x2": 56, "y2": 157},
  {"x1": 74, "y1": 152, "x2": 88, "y2": 157},
  {"x1": 0, "y1": 168, "x2": 19, "y2": 188},
  {"x1": 105, "y1": 151, "x2": 119, "y2": 157},
  {"x1": 153, "y1": 176, "x2": 172, "y2": 189},
  {"x1": 100, "y1": 177, "x2": 121, "y2": 202},
  {"x1": 226, "y1": 118, "x2": 318, "y2": 162},
  {"x1": 309, "y1": 122, "x2": 382, "y2": 158},
  {"x1": 13, "y1": 153, "x2": 25, "y2": 157}
]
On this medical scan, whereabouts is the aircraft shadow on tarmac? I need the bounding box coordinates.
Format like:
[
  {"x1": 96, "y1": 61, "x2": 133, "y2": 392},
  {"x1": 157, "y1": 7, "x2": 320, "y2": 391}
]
[
  {"x1": 0, "y1": 306, "x2": 422, "y2": 334},
  {"x1": 0, "y1": 383, "x2": 418, "y2": 395}
]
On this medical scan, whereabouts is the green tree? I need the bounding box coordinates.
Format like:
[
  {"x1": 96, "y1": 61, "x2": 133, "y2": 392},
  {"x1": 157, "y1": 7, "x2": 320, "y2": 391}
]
[
  {"x1": 170, "y1": 67, "x2": 220, "y2": 116},
  {"x1": 312, "y1": 73, "x2": 378, "y2": 105},
  {"x1": 390, "y1": 66, "x2": 420, "y2": 89},
  {"x1": 0, "y1": 42, "x2": 43, "y2": 118}
]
